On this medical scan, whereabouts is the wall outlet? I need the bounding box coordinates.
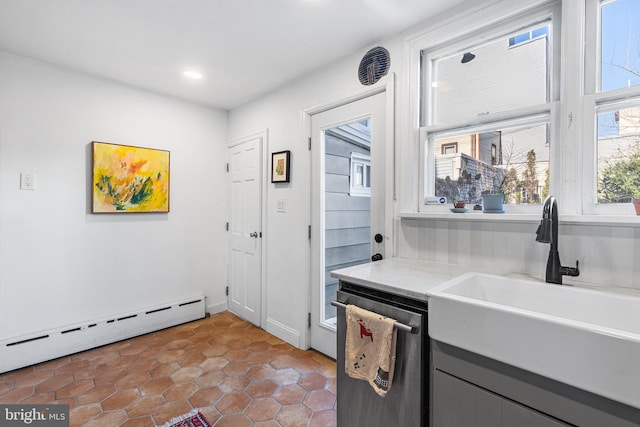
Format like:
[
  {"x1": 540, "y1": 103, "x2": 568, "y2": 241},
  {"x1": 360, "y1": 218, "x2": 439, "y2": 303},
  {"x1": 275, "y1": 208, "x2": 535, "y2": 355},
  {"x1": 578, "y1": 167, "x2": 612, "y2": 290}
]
[
  {"x1": 277, "y1": 199, "x2": 286, "y2": 213},
  {"x1": 20, "y1": 173, "x2": 36, "y2": 190}
]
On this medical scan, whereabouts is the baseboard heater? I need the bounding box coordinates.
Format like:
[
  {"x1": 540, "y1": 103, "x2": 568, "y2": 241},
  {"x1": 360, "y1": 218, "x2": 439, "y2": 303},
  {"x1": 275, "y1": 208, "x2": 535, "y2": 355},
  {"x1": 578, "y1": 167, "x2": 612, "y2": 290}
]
[{"x1": 0, "y1": 296, "x2": 206, "y2": 374}]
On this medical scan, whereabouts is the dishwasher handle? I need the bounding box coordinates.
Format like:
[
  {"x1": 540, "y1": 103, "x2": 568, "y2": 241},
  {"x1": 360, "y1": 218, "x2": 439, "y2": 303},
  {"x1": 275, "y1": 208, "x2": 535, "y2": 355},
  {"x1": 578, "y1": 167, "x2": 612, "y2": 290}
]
[{"x1": 331, "y1": 300, "x2": 417, "y2": 334}]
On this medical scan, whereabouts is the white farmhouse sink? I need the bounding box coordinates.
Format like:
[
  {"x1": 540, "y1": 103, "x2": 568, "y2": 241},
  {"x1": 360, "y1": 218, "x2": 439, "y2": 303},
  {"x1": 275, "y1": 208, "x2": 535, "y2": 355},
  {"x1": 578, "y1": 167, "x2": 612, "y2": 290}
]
[{"x1": 427, "y1": 272, "x2": 640, "y2": 410}]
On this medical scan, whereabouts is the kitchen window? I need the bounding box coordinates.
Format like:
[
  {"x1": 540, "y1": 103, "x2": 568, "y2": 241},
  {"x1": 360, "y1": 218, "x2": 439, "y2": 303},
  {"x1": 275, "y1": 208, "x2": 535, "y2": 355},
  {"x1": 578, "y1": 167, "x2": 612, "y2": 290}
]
[
  {"x1": 583, "y1": 0, "x2": 640, "y2": 214},
  {"x1": 419, "y1": 3, "x2": 559, "y2": 211}
]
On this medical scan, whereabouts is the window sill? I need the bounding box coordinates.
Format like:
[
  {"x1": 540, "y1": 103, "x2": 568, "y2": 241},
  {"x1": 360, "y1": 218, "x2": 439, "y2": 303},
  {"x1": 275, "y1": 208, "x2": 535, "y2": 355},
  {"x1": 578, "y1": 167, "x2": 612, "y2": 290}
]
[
  {"x1": 398, "y1": 211, "x2": 640, "y2": 227},
  {"x1": 399, "y1": 211, "x2": 540, "y2": 223}
]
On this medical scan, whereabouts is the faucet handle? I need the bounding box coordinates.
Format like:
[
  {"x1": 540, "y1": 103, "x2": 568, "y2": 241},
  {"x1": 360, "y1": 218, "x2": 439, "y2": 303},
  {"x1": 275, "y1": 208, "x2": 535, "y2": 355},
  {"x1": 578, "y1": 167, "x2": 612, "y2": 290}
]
[{"x1": 560, "y1": 260, "x2": 580, "y2": 277}]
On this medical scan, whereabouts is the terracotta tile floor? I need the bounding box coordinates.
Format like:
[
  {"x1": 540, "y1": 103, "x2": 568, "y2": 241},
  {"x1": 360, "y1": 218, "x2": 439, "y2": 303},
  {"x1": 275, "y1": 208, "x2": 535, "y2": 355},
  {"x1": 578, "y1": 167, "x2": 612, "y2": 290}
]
[{"x1": 0, "y1": 311, "x2": 337, "y2": 426}]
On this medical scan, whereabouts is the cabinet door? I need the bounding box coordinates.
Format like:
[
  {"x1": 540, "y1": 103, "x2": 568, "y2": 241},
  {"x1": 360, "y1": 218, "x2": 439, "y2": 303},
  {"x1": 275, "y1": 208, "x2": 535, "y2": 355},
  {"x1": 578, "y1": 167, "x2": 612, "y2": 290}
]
[{"x1": 432, "y1": 369, "x2": 570, "y2": 427}]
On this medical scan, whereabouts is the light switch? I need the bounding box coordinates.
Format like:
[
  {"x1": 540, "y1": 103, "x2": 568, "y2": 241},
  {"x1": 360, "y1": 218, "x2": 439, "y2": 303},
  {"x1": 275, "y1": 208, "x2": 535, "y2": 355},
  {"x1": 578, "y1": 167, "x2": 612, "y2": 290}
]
[
  {"x1": 20, "y1": 173, "x2": 36, "y2": 190},
  {"x1": 277, "y1": 199, "x2": 286, "y2": 213}
]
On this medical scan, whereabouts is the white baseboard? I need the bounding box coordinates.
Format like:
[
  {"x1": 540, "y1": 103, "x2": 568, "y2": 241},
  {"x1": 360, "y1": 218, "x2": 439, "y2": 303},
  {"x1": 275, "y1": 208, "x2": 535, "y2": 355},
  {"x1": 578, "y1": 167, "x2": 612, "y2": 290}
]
[
  {"x1": 207, "y1": 300, "x2": 227, "y2": 315},
  {"x1": 0, "y1": 296, "x2": 206, "y2": 374},
  {"x1": 266, "y1": 317, "x2": 302, "y2": 349}
]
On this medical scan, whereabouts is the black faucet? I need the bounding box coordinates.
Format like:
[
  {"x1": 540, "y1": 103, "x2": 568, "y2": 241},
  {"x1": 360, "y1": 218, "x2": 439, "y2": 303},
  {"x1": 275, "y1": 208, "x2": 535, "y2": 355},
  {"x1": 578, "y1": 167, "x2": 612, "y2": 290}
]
[{"x1": 535, "y1": 196, "x2": 580, "y2": 284}]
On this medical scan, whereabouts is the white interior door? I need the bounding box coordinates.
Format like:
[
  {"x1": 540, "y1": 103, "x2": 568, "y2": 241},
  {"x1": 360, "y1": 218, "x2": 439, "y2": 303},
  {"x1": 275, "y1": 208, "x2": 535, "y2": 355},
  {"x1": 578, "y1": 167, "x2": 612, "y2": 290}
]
[
  {"x1": 228, "y1": 135, "x2": 263, "y2": 326},
  {"x1": 310, "y1": 91, "x2": 387, "y2": 358}
]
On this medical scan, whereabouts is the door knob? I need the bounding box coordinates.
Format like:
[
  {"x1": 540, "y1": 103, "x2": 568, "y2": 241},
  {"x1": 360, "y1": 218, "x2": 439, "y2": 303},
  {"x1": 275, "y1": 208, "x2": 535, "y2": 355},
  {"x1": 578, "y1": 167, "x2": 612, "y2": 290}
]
[
  {"x1": 249, "y1": 232, "x2": 258, "y2": 238},
  {"x1": 374, "y1": 233, "x2": 383, "y2": 243}
]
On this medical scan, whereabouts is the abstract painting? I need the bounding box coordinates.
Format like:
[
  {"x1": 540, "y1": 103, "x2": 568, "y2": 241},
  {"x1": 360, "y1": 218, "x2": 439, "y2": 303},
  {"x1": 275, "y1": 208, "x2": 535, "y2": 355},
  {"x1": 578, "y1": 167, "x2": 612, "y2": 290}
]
[{"x1": 92, "y1": 141, "x2": 170, "y2": 213}]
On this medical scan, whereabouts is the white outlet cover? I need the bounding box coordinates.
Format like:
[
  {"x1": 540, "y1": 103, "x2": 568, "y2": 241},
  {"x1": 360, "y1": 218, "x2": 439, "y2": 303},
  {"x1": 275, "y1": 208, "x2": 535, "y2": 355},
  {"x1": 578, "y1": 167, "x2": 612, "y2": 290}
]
[
  {"x1": 277, "y1": 199, "x2": 286, "y2": 213},
  {"x1": 20, "y1": 173, "x2": 36, "y2": 190}
]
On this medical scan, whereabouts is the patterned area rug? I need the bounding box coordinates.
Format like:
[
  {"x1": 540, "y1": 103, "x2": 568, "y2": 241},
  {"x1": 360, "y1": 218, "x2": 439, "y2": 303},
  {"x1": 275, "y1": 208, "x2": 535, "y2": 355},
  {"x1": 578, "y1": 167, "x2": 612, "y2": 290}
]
[{"x1": 160, "y1": 410, "x2": 211, "y2": 427}]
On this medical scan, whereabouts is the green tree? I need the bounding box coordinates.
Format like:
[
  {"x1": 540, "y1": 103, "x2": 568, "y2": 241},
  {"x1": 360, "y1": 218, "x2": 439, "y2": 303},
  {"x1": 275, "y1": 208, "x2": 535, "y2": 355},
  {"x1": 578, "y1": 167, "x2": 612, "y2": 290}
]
[
  {"x1": 501, "y1": 168, "x2": 519, "y2": 203},
  {"x1": 542, "y1": 168, "x2": 549, "y2": 200},
  {"x1": 522, "y1": 149, "x2": 539, "y2": 203},
  {"x1": 599, "y1": 149, "x2": 640, "y2": 202}
]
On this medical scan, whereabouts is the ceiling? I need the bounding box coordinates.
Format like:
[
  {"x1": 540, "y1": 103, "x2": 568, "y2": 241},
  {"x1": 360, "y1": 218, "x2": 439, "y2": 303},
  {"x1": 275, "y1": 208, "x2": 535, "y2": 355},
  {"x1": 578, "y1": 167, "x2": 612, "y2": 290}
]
[{"x1": 0, "y1": 0, "x2": 467, "y2": 110}]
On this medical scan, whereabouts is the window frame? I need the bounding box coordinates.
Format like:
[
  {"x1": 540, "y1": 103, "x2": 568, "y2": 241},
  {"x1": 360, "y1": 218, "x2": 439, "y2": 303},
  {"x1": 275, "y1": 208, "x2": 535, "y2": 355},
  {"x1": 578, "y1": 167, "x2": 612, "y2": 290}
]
[
  {"x1": 581, "y1": 0, "x2": 640, "y2": 215},
  {"x1": 420, "y1": 107, "x2": 555, "y2": 213},
  {"x1": 401, "y1": 0, "x2": 640, "y2": 221},
  {"x1": 349, "y1": 152, "x2": 372, "y2": 197},
  {"x1": 441, "y1": 142, "x2": 458, "y2": 155},
  {"x1": 417, "y1": 2, "x2": 561, "y2": 213}
]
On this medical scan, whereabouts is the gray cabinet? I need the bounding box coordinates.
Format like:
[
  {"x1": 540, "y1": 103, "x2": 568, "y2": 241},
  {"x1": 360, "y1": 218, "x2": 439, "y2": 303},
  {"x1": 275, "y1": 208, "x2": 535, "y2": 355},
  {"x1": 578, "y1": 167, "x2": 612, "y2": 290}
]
[
  {"x1": 430, "y1": 340, "x2": 640, "y2": 427},
  {"x1": 432, "y1": 369, "x2": 569, "y2": 427}
]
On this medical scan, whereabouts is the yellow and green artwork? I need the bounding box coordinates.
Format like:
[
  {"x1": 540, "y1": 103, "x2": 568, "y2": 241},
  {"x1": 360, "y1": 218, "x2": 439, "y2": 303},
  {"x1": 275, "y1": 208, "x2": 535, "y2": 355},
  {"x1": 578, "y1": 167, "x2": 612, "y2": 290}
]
[{"x1": 92, "y1": 141, "x2": 170, "y2": 213}]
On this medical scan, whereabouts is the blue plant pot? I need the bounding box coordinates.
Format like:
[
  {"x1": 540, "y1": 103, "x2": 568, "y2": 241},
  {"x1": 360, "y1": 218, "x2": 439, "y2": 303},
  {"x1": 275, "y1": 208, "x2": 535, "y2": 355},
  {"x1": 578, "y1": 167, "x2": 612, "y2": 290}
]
[{"x1": 482, "y1": 194, "x2": 504, "y2": 213}]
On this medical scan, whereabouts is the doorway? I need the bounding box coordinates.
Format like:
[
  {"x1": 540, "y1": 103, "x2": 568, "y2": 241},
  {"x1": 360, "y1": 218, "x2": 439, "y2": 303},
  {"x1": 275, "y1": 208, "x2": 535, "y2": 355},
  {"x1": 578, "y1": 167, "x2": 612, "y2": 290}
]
[
  {"x1": 227, "y1": 133, "x2": 265, "y2": 327},
  {"x1": 309, "y1": 91, "x2": 388, "y2": 358}
]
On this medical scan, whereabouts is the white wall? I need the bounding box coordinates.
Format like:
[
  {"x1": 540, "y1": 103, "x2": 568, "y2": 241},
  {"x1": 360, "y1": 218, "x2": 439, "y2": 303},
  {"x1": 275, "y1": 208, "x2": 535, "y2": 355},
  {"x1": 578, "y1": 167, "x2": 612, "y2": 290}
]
[
  {"x1": 0, "y1": 51, "x2": 229, "y2": 340},
  {"x1": 398, "y1": 218, "x2": 640, "y2": 290}
]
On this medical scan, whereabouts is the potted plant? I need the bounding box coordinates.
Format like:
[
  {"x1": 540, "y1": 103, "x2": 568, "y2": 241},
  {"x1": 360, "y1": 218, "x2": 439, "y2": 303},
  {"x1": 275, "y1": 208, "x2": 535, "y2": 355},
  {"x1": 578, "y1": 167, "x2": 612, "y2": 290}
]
[
  {"x1": 481, "y1": 168, "x2": 508, "y2": 213},
  {"x1": 450, "y1": 196, "x2": 468, "y2": 213},
  {"x1": 452, "y1": 196, "x2": 466, "y2": 209},
  {"x1": 482, "y1": 192, "x2": 504, "y2": 213}
]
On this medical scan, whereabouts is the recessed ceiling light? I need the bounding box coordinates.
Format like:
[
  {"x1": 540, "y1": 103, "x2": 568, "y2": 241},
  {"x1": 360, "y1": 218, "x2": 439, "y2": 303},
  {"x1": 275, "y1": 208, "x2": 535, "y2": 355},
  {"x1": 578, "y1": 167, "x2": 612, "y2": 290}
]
[{"x1": 183, "y1": 70, "x2": 203, "y2": 79}]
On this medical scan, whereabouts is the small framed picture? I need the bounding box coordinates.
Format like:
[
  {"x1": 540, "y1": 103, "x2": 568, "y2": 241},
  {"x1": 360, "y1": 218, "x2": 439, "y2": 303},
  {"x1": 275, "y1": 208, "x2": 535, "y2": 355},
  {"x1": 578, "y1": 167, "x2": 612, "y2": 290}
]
[{"x1": 271, "y1": 150, "x2": 291, "y2": 183}]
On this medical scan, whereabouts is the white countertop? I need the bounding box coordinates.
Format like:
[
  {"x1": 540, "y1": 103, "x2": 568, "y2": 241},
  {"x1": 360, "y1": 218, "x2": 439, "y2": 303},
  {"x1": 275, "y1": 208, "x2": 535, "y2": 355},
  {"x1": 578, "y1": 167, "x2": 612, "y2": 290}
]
[
  {"x1": 331, "y1": 257, "x2": 640, "y2": 302},
  {"x1": 330, "y1": 258, "x2": 474, "y2": 302}
]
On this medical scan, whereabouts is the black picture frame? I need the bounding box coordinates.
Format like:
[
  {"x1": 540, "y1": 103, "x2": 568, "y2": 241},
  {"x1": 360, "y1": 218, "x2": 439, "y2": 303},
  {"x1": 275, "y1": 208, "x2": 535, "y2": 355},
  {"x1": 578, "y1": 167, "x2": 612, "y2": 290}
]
[{"x1": 271, "y1": 150, "x2": 291, "y2": 183}]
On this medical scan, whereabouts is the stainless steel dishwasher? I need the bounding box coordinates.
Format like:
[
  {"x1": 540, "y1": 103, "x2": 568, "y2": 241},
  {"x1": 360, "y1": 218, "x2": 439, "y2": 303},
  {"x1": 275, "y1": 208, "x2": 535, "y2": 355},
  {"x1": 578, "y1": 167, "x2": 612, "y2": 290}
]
[{"x1": 333, "y1": 281, "x2": 428, "y2": 427}]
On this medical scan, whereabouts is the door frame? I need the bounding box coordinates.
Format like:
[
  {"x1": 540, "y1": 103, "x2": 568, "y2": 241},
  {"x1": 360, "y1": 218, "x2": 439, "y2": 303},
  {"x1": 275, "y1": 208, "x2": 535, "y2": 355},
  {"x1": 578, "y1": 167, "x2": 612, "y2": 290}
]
[
  {"x1": 227, "y1": 130, "x2": 269, "y2": 328},
  {"x1": 302, "y1": 74, "x2": 396, "y2": 350}
]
